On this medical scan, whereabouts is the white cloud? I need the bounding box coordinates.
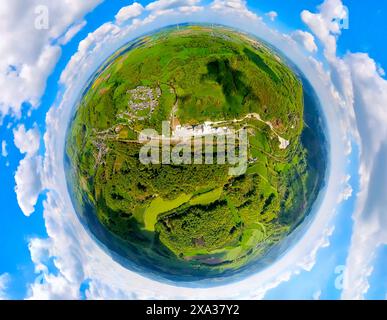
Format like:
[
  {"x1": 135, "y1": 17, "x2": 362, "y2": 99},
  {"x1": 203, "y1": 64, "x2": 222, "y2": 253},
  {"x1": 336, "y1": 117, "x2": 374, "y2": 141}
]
[
  {"x1": 211, "y1": 0, "x2": 245, "y2": 10},
  {"x1": 0, "y1": 273, "x2": 10, "y2": 300},
  {"x1": 1, "y1": 140, "x2": 7, "y2": 157},
  {"x1": 13, "y1": 124, "x2": 40, "y2": 156},
  {"x1": 341, "y1": 53, "x2": 387, "y2": 299},
  {"x1": 301, "y1": 0, "x2": 347, "y2": 58},
  {"x1": 15, "y1": 155, "x2": 43, "y2": 217},
  {"x1": 302, "y1": 0, "x2": 357, "y2": 169},
  {"x1": 13, "y1": 124, "x2": 42, "y2": 216},
  {"x1": 146, "y1": 0, "x2": 200, "y2": 12},
  {"x1": 27, "y1": 237, "x2": 81, "y2": 299},
  {"x1": 301, "y1": 0, "x2": 354, "y2": 111},
  {"x1": 301, "y1": 0, "x2": 387, "y2": 300},
  {"x1": 211, "y1": 0, "x2": 258, "y2": 20},
  {"x1": 338, "y1": 174, "x2": 353, "y2": 203},
  {"x1": 28, "y1": 273, "x2": 80, "y2": 300},
  {"x1": 291, "y1": 30, "x2": 318, "y2": 53},
  {"x1": 58, "y1": 21, "x2": 87, "y2": 45},
  {"x1": 178, "y1": 5, "x2": 204, "y2": 13},
  {"x1": 313, "y1": 290, "x2": 322, "y2": 300},
  {"x1": 0, "y1": 0, "x2": 103, "y2": 120},
  {"x1": 301, "y1": 0, "x2": 353, "y2": 104},
  {"x1": 266, "y1": 11, "x2": 278, "y2": 22},
  {"x1": 377, "y1": 65, "x2": 385, "y2": 77},
  {"x1": 59, "y1": 22, "x2": 121, "y2": 87},
  {"x1": 115, "y1": 3, "x2": 144, "y2": 25}
]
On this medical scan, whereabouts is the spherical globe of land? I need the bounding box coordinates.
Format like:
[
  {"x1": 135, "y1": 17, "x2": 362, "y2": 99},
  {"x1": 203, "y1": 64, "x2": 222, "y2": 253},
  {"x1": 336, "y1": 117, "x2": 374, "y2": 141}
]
[{"x1": 65, "y1": 25, "x2": 327, "y2": 282}]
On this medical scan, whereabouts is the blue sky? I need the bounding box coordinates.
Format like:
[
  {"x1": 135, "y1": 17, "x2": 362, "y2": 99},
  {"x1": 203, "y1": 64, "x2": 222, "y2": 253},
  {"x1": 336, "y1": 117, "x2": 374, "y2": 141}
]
[{"x1": 0, "y1": 0, "x2": 386, "y2": 299}]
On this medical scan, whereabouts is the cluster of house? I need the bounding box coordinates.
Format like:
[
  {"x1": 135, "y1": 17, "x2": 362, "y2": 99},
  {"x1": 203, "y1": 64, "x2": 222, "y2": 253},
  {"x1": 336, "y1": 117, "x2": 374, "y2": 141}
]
[{"x1": 127, "y1": 86, "x2": 161, "y2": 114}]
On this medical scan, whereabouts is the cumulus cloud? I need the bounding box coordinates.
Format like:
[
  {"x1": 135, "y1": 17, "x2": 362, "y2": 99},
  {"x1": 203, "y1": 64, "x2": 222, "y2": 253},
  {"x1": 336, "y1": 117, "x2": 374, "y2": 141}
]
[
  {"x1": 341, "y1": 53, "x2": 387, "y2": 299},
  {"x1": 0, "y1": 273, "x2": 10, "y2": 300},
  {"x1": 338, "y1": 174, "x2": 353, "y2": 203},
  {"x1": 27, "y1": 237, "x2": 82, "y2": 299},
  {"x1": 15, "y1": 155, "x2": 43, "y2": 217},
  {"x1": 265, "y1": 11, "x2": 278, "y2": 22},
  {"x1": 302, "y1": 0, "x2": 387, "y2": 299},
  {"x1": 13, "y1": 124, "x2": 40, "y2": 156},
  {"x1": 59, "y1": 21, "x2": 121, "y2": 86},
  {"x1": 178, "y1": 5, "x2": 204, "y2": 13},
  {"x1": 301, "y1": 0, "x2": 353, "y2": 99},
  {"x1": 58, "y1": 21, "x2": 87, "y2": 45},
  {"x1": 146, "y1": 0, "x2": 201, "y2": 12},
  {"x1": 1, "y1": 141, "x2": 7, "y2": 157},
  {"x1": 13, "y1": 124, "x2": 42, "y2": 216},
  {"x1": 0, "y1": 0, "x2": 102, "y2": 120},
  {"x1": 115, "y1": 3, "x2": 144, "y2": 25},
  {"x1": 301, "y1": 0, "x2": 348, "y2": 58},
  {"x1": 302, "y1": 0, "x2": 357, "y2": 169},
  {"x1": 211, "y1": 0, "x2": 258, "y2": 20},
  {"x1": 291, "y1": 30, "x2": 318, "y2": 53}
]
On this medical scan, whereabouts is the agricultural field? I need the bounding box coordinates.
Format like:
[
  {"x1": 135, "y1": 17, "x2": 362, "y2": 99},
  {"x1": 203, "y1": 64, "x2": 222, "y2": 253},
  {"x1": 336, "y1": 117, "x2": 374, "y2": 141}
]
[{"x1": 65, "y1": 25, "x2": 326, "y2": 278}]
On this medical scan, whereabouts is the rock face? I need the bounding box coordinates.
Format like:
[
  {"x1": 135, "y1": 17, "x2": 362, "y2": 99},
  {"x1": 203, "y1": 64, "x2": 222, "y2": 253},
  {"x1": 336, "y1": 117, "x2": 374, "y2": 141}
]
[{"x1": 65, "y1": 25, "x2": 326, "y2": 280}]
